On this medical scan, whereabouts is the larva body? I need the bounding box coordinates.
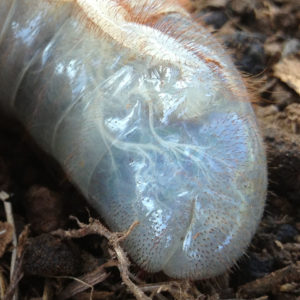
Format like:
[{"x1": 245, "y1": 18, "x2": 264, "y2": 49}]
[{"x1": 0, "y1": 0, "x2": 267, "y2": 279}]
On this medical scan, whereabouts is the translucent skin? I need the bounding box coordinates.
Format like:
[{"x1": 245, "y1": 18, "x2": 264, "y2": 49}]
[{"x1": 0, "y1": 0, "x2": 267, "y2": 279}]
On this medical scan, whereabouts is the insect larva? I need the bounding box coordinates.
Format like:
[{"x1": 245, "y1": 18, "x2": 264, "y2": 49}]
[{"x1": 0, "y1": 0, "x2": 267, "y2": 279}]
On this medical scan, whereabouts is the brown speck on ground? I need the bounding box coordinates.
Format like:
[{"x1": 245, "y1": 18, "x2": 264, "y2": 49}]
[{"x1": 0, "y1": 0, "x2": 300, "y2": 299}]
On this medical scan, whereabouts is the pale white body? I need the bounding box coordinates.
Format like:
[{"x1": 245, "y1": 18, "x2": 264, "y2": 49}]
[{"x1": 0, "y1": 0, "x2": 267, "y2": 279}]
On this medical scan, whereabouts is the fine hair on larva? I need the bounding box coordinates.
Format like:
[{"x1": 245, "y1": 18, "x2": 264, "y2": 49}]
[{"x1": 0, "y1": 0, "x2": 267, "y2": 279}]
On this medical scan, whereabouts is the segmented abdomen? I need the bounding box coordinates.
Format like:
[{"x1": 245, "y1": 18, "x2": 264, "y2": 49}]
[{"x1": 0, "y1": 0, "x2": 267, "y2": 279}]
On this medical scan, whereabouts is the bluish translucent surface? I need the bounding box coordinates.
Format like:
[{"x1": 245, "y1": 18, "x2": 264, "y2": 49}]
[{"x1": 0, "y1": 0, "x2": 267, "y2": 279}]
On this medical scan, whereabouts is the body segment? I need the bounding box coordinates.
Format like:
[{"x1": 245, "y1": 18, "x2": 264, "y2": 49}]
[{"x1": 0, "y1": 0, "x2": 267, "y2": 279}]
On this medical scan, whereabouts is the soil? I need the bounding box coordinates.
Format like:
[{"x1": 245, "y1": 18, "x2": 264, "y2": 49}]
[{"x1": 0, "y1": 0, "x2": 300, "y2": 299}]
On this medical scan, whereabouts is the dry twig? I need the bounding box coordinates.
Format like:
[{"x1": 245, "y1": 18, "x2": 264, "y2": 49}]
[
  {"x1": 4, "y1": 226, "x2": 29, "y2": 300},
  {"x1": 57, "y1": 261, "x2": 111, "y2": 300},
  {"x1": 0, "y1": 267, "x2": 7, "y2": 299},
  {"x1": 0, "y1": 192, "x2": 16, "y2": 282},
  {"x1": 0, "y1": 191, "x2": 19, "y2": 300},
  {"x1": 139, "y1": 280, "x2": 202, "y2": 300},
  {"x1": 237, "y1": 262, "x2": 300, "y2": 298},
  {"x1": 53, "y1": 217, "x2": 150, "y2": 300}
]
